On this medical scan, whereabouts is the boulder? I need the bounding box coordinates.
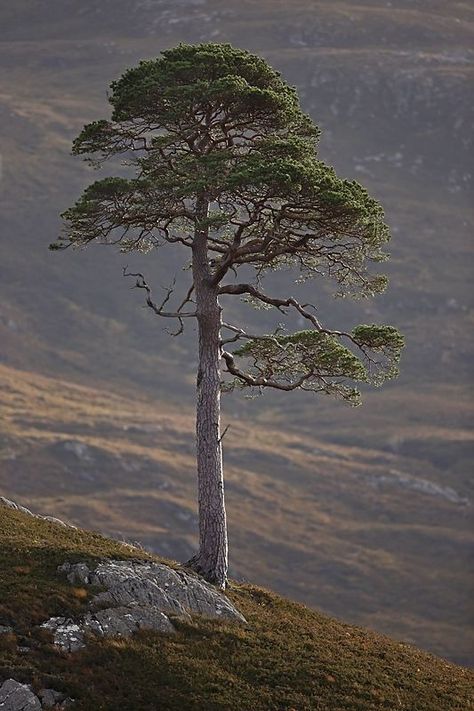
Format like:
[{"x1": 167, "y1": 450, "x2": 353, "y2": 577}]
[
  {"x1": 64, "y1": 559, "x2": 247, "y2": 623},
  {"x1": 83, "y1": 605, "x2": 175, "y2": 637},
  {"x1": 42, "y1": 559, "x2": 246, "y2": 651},
  {"x1": 0, "y1": 679, "x2": 41, "y2": 711},
  {"x1": 40, "y1": 617, "x2": 85, "y2": 653},
  {"x1": 37, "y1": 688, "x2": 65, "y2": 709},
  {"x1": 0, "y1": 498, "x2": 35, "y2": 517}
]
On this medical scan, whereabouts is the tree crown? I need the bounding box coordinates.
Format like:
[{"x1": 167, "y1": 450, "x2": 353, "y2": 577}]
[{"x1": 52, "y1": 42, "x2": 403, "y2": 404}]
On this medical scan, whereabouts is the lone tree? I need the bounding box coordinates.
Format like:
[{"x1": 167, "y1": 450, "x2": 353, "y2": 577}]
[{"x1": 51, "y1": 43, "x2": 403, "y2": 588}]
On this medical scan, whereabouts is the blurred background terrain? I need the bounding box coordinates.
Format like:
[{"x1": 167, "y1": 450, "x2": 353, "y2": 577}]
[{"x1": 0, "y1": 0, "x2": 472, "y2": 665}]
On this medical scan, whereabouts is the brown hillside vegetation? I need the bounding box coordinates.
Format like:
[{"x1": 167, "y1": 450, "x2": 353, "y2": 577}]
[{"x1": 0, "y1": 507, "x2": 473, "y2": 711}]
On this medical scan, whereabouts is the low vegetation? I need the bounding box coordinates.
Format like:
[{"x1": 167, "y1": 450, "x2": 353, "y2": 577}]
[{"x1": 0, "y1": 507, "x2": 472, "y2": 710}]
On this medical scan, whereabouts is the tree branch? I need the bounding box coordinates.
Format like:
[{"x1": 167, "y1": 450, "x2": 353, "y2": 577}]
[
  {"x1": 221, "y1": 350, "x2": 315, "y2": 391},
  {"x1": 123, "y1": 267, "x2": 196, "y2": 336},
  {"x1": 219, "y1": 282, "x2": 324, "y2": 328}
]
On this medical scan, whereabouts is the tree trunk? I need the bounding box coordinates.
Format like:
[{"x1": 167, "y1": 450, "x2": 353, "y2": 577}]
[{"x1": 187, "y1": 198, "x2": 228, "y2": 588}]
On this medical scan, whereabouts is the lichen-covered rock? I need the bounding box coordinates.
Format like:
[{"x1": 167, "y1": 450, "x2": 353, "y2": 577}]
[
  {"x1": 61, "y1": 562, "x2": 91, "y2": 586},
  {"x1": 0, "y1": 624, "x2": 13, "y2": 635},
  {"x1": 0, "y1": 498, "x2": 35, "y2": 517},
  {"x1": 40, "y1": 617, "x2": 85, "y2": 653},
  {"x1": 0, "y1": 679, "x2": 41, "y2": 710},
  {"x1": 83, "y1": 605, "x2": 175, "y2": 637},
  {"x1": 43, "y1": 559, "x2": 246, "y2": 652},
  {"x1": 91, "y1": 577, "x2": 190, "y2": 619},
  {"x1": 64, "y1": 559, "x2": 247, "y2": 623}
]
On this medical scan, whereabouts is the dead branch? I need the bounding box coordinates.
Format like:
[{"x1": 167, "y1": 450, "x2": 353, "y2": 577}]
[{"x1": 123, "y1": 267, "x2": 196, "y2": 336}]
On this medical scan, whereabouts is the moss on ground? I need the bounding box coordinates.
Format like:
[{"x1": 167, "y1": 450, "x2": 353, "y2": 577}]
[{"x1": 0, "y1": 508, "x2": 472, "y2": 710}]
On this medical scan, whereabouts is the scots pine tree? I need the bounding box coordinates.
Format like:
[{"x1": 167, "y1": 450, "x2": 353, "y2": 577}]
[{"x1": 51, "y1": 43, "x2": 404, "y2": 588}]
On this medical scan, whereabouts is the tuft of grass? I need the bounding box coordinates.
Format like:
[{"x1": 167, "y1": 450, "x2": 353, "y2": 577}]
[{"x1": 0, "y1": 507, "x2": 472, "y2": 710}]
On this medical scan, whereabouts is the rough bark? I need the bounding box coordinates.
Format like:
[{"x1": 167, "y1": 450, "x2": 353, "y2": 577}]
[{"x1": 187, "y1": 197, "x2": 228, "y2": 588}]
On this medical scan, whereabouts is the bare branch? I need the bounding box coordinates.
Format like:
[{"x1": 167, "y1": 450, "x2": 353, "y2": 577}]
[
  {"x1": 220, "y1": 322, "x2": 284, "y2": 347},
  {"x1": 122, "y1": 267, "x2": 196, "y2": 336},
  {"x1": 219, "y1": 282, "x2": 323, "y2": 329},
  {"x1": 177, "y1": 283, "x2": 195, "y2": 313},
  {"x1": 218, "y1": 424, "x2": 231, "y2": 443}
]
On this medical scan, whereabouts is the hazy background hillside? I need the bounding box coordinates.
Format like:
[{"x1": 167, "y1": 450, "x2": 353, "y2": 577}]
[{"x1": 0, "y1": 1, "x2": 473, "y2": 665}]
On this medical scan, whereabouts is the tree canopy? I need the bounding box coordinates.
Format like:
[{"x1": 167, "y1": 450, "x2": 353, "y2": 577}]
[{"x1": 52, "y1": 42, "x2": 403, "y2": 406}]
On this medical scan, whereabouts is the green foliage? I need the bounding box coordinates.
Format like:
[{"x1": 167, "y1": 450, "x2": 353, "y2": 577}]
[
  {"x1": 71, "y1": 120, "x2": 116, "y2": 159},
  {"x1": 54, "y1": 42, "x2": 390, "y2": 295},
  {"x1": 52, "y1": 41, "x2": 403, "y2": 400},
  {"x1": 233, "y1": 325, "x2": 404, "y2": 403},
  {"x1": 352, "y1": 324, "x2": 404, "y2": 382},
  {"x1": 233, "y1": 330, "x2": 364, "y2": 403},
  {"x1": 236, "y1": 331, "x2": 365, "y2": 377},
  {"x1": 106, "y1": 43, "x2": 317, "y2": 133},
  {"x1": 352, "y1": 324, "x2": 405, "y2": 350}
]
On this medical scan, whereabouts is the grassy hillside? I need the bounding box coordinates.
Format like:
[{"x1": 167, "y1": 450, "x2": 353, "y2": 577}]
[
  {"x1": 1, "y1": 363, "x2": 472, "y2": 667},
  {"x1": 0, "y1": 506, "x2": 472, "y2": 711}
]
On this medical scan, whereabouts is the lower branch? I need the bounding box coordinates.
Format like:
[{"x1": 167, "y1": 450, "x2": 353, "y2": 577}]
[{"x1": 221, "y1": 350, "x2": 311, "y2": 391}]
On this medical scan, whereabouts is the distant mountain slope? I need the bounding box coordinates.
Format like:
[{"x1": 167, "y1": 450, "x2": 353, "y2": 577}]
[{"x1": 0, "y1": 505, "x2": 472, "y2": 711}]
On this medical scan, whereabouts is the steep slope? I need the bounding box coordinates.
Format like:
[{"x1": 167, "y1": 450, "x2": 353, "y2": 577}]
[
  {"x1": 1, "y1": 364, "x2": 472, "y2": 666},
  {"x1": 0, "y1": 506, "x2": 472, "y2": 711}
]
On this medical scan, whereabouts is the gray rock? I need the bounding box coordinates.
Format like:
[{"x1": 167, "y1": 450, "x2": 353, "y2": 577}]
[
  {"x1": 0, "y1": 497, "x2": 76, "y2": 529},
  {"x1": 0, "y1": 497, "x2": 34, "y2": 516},
  {"x1": 59, "y1": 561, "x2": 90, "y2": 585},
  {"x1": 83, "y1": 605, "x2": 175, "y2": 637},
  {"x1": 41, "y1": 516, "x2": 71, "y2": 528},
  {"x1": 37, "y1": 688, "x2": 65, "y2": 709},
  {"x1": 0, "y1": 679, "x2": 41, "y2": 710},
  {"x1": 85, "y1": 559, "x2": 246, "y2": 623},
  {"x1": 0, "y1": 624, "x2": 13, "y2": 634},
  {"x1": 90, "y1": 576, "x2": 191, "y2": 618},
  {"x1": 44, "y1": 558, "x2": 246, "y2": 652},
  {"x1": 40, "y1": 617, "x2": 85, "y2": 652}
]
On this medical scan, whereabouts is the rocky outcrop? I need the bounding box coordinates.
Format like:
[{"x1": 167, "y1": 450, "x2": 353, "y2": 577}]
[
  {"x1": 0, "y1": 679, "x2": 40, "y2": 711},
  {"x1": 40, "y1": 618, "x2": 86, "y2": 654},
  {"x1": 0, "y1": 679, "x2": 72, "y2": 711},
  {"x1": 41, "y1": 559, "x2": 246, "y2": 651},
  {"x1": 37, "y1": 689, "x2": 71, "y2": 709},
  {"x1": 0, "y1": 498, "x2": 75, "y2": 529}
]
